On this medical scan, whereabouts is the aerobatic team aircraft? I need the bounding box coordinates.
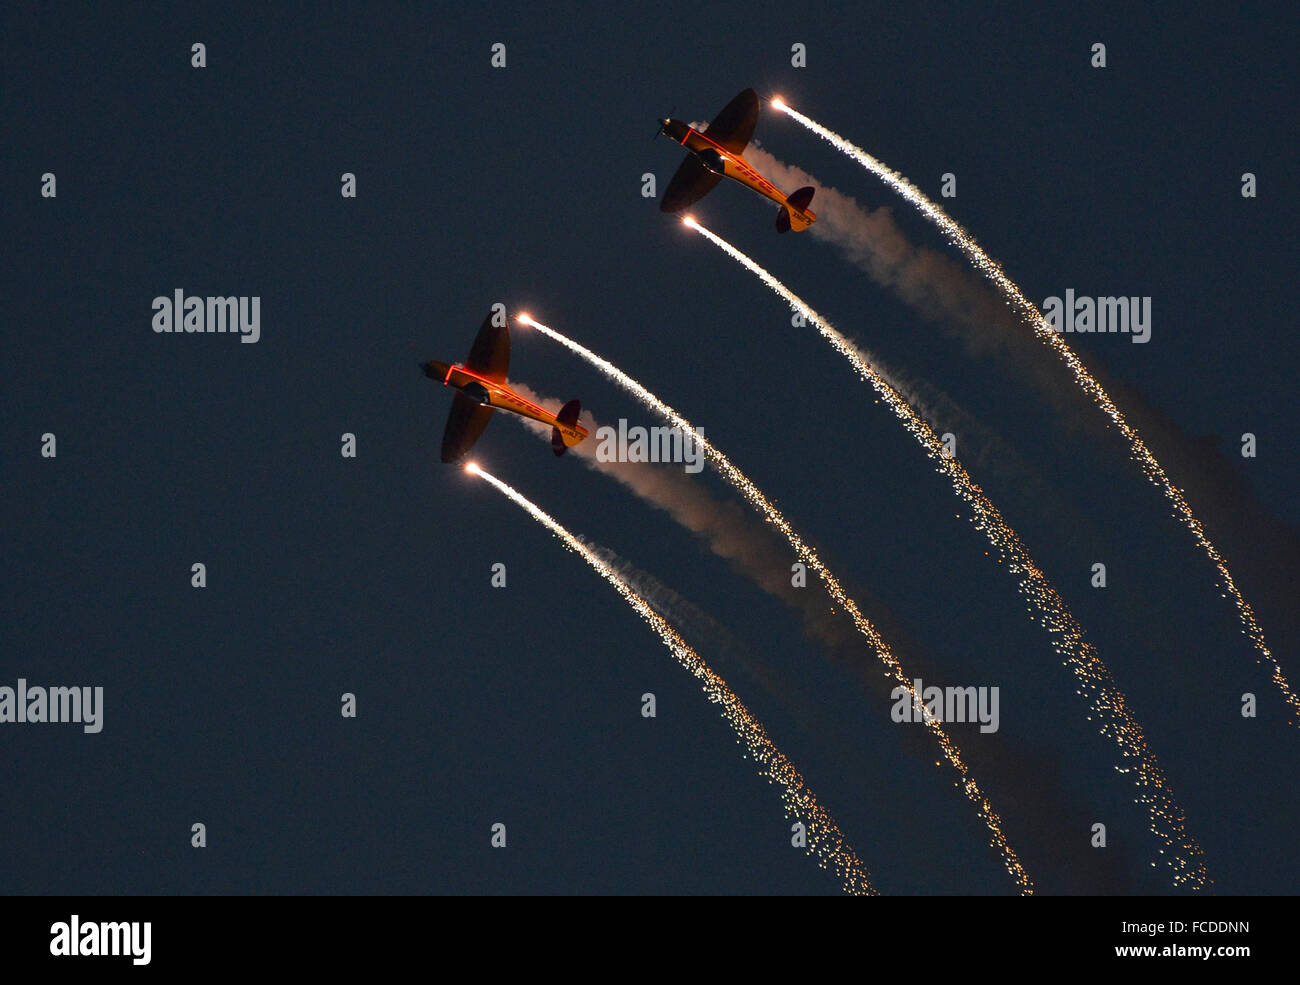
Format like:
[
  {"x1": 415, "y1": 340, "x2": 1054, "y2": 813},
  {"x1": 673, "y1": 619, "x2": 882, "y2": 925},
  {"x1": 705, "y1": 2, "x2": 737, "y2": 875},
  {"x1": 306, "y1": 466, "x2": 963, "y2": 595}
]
[
  {"x1": 422, "y1": 314, "x2": 588, "y2": 463},
  {"x1": 658, "y1": 88, "x2": 817, "y2": 233}
]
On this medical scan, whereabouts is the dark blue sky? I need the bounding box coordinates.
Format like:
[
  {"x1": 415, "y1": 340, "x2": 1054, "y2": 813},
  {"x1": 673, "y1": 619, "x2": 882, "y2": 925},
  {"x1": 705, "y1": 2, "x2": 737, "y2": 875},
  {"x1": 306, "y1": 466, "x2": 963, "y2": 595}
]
[{"x1": 5, "y1": 3, "x2": 1296, "y2": 894}]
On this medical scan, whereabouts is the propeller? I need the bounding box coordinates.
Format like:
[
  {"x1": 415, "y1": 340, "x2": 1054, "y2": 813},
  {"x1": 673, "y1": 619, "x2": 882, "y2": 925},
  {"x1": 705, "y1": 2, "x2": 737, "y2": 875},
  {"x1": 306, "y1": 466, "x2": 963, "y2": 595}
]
[{"x1": 654, "y1": 105, "x2": 677, "y2": 139}]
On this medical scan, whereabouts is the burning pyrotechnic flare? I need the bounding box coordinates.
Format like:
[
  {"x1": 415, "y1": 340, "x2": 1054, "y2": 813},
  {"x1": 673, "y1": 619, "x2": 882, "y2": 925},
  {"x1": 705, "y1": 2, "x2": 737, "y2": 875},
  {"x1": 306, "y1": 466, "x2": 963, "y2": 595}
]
[
  {"x1": 517, "y1": 310, "x2": 1035, "y2": 893},
  {"x1": 681, "y1": 217, "x2": 1210, "y2": 890},
  {"x1": 466, "y1": 462, "x2": 876, "y2": 894},
  {"x1": 772, "y1": 98, "x2": 1296, "y2": 728}
]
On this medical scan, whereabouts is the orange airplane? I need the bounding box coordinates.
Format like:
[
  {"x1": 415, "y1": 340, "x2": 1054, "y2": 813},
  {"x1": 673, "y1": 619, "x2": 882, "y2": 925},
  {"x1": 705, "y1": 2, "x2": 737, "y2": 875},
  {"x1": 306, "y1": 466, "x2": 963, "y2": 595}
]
[
  {"x1": 422, "y1": 314, "x2": 588, "y2": 463},
  {"x1": 658, "y1": 88, "x2": 817, "y2": 233}
]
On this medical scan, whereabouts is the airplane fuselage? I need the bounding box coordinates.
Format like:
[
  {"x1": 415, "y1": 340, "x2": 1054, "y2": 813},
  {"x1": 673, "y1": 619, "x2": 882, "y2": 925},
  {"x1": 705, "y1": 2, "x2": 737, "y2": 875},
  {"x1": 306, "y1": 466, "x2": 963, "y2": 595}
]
[
  {"x1": 662, "y1": 119, "x2": 789, "y2": 210},
  {"x1": 425, "y1": 360, "x2": 588, "y2": 443}
]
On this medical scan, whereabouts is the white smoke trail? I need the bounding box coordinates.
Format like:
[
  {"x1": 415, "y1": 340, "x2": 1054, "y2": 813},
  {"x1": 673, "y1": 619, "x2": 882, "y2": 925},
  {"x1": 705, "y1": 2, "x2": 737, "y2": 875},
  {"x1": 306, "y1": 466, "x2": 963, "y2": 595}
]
[
  {"x1": 465, "y1": 462, "x2": 876, "y2": 894},
  {"x1": 680, "y1": 220, "x2": 1210, "y2": 890},
  {"x1": 516, "y1": 312, "x2": 1035, "y2": 893},
  {"x1": 773, "y1": 98, "x2": 1297, "y2": 728}
]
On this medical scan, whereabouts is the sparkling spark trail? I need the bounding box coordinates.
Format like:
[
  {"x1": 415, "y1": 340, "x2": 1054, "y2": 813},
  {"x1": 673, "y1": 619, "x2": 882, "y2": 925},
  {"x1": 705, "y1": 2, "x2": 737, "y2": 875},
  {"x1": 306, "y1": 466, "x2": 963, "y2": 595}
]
[
  {"x1": 465, "y1": 463, "x2": 875, "y2": 895},
  {"x1": 773, "y1": 98, "x2": 1297, "y2": 728},
  {"x1": 517, "y1": 313, "x2": 1034, "y2": 894},
  {"x1": 683, "y1": 217, "x2": 1210, "y2": 890}
]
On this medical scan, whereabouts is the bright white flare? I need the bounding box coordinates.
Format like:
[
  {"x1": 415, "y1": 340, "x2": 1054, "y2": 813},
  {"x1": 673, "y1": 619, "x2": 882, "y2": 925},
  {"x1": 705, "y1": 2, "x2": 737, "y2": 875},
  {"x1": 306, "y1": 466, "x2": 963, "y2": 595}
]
[
  {"x1": 519, "y1": 314, "x2": 1034, "y2": 894},
  {"x1": 772, "y1": 98, "x2": 1297, "y2": 729},
  {"x1": 468, "y1": 463, "x2": 876, "y2": 895}
]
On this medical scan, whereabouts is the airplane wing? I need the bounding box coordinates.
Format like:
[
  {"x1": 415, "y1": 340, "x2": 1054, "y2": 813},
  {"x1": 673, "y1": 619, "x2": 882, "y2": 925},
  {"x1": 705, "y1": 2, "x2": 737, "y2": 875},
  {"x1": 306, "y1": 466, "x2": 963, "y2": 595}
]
[
  {"x1": 440, "y1": 391, "x2": 494, "y2": 463},
  {"x1": 464, "y1": 314, "x2": 509, "y2": 382},
  {"x1": 659, "y1": 156, "x2": 723, "y2": 213},
  {"x1": 703, "y1": 88, "x2": 759, "y2": 153}
]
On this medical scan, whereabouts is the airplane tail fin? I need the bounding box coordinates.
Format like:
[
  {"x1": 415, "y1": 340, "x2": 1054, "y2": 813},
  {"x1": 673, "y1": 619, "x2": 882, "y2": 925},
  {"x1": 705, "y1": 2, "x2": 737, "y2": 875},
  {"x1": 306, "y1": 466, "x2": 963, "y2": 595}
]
[
  {"x1": 552, "y1": 399, "x2": 586, "y2": 456},
  {"x1": 777, "y1": 186, "x2": 817, "y2": 233}
]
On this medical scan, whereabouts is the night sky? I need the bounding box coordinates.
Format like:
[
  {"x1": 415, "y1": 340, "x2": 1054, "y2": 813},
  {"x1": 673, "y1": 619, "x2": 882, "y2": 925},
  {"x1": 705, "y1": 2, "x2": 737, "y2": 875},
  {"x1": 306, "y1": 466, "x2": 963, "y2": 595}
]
[{"x1": 5, "y1": 3, "x2": 1297, "y2": 895}]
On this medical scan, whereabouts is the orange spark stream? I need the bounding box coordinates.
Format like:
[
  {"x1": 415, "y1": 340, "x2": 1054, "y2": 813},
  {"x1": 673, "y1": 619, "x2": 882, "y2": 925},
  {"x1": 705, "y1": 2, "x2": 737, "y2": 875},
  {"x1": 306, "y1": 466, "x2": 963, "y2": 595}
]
[
  {"x1": 683, "y1": 217, "x2": 1210, "y2": 890},
  {"x1": 773, "y1": 99, "x2": 1296, "y2": 728},
  {"x1": 517, "y1": 312, "x2": 1034, "y2": 893},
  {"x1": 466, "y1": 462, "x2": 876, "y2": 894}
]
